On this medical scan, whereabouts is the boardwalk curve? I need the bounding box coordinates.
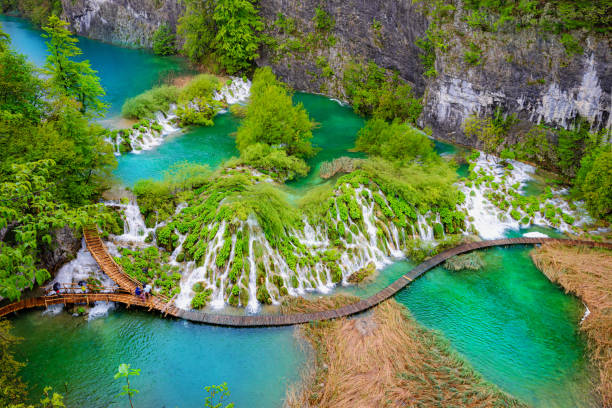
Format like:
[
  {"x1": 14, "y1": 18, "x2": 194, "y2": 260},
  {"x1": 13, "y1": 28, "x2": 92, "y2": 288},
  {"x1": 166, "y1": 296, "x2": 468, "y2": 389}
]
[{"x1": 2, "y1": 234, "x2": 611, "y2": 326}]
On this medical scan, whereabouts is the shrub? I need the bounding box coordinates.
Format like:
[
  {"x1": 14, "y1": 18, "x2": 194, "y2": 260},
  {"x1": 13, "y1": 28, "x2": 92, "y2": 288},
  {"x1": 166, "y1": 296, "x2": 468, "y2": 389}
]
[
  {"x1": 343, "y1": 61, "x2": 422, "y2": 123},
  {"x1": 191, "y1": 289, "x2": 213, "y2": 309},
  {"x1": 463, "y1": 42, "x2": 483, "y2": 66},
  {"x1": 152, "y1": 24, "x2": 176, "y2": 56},
  {"x1": 574, "y1": 145, "x2": 612, "y2": 222},
  {"x1": 121, "y1": 85, "x2": 180, "y2": 119},
  {"x1": 356, "y1": 119, "x2": 435, "y2": 164}
]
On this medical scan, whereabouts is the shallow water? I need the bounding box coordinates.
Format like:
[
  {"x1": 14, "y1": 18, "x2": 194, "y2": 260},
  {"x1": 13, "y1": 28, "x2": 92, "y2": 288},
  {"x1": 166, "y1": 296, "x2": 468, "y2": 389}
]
[
  {"x1": 396, "y1": 246, "x2": 597, "y2": 408},
  {"x1": 11, "y1": 309, "x2": 305, "y2": 408},
  {"x1": 0, "y1": 15, "x2": 192, "y2": 118}
]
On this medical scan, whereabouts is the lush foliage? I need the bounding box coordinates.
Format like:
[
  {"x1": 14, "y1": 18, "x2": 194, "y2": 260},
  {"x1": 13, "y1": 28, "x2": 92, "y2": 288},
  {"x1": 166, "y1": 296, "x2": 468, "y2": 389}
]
[
  {"x1": 574, "y1": 145, "x2": 612, "y2": 222},
  {"x1": 0, "y1": 161, "x2": 109, "y2": 300},
  {"x1": 121, "y1": 85, "x2": 180, "y2": 120},
  {"x1": 42, "y1": 16, "x2": 107, "y2": 116},
  {"x1": 343, "y1": 61, "x2": 422, "y2": 124},
  {"x1": 0, "y1": 320, "x2": 27, "y2": 407},
  {"x1": 177, "y1": 0, "x2": 216, "y2": 63},
  {"x1": 0, "y1": 0, "x2": 62, "y2": 26},
  {"x1": 176, "y1": 74, "x2": 223, "y2": 126},
  {"x1": 355, "y1": 119, "x2": 435, "y2": 165},
  {"x1": 212, "y1": 0, "x2": 263, "y2": 74},
  {"x1": 204, "y1": 382, "x2": 235, "y2": 408},
  {"x1": 178, "y1": 0, "x2": 263, "y2": 73},
  {"x1": 152, "y1": 24, "x2": 176, "y2": 56},
  {"x1": 462, "y1": 0, "x2": 611, "y2": 34},
  {"x1": 235, "y1": 67, "x2": 316, "y2": 179},
  {"x1": 133, "y1": 162, "x2": 211, "y2": 227}
]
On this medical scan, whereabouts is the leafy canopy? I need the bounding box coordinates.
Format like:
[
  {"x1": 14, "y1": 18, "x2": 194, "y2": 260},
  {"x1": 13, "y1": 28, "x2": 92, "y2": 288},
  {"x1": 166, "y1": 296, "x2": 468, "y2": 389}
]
[
  {"x1": 236, "y1": 67, "x2": 317, "y2": 179},
  {"x1": 356, "y1": 119, "x2": 435, "y2": 165},
  {"x1": 42, "y1": 16, "x2": 107, "y2": 116},
  {"x1": 0, "y1": 161, "x2": 109, "y2": 300},
  {"x1": 212, "y1": 0, "x2": 263, "y2": 74}
]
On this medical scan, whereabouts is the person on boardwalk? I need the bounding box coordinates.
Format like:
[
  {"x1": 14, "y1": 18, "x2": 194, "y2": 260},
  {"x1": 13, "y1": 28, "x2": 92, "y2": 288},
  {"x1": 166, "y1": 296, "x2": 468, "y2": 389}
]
[
  {"x1": 52, "y1": 282, "x2": 60, "y2": 295},
  {"x1": 135, "y1": 286, "x2": 145, "y2": 301},
  {"x1": 143, "y1": 284, "x2": 152, "y2": 301}
]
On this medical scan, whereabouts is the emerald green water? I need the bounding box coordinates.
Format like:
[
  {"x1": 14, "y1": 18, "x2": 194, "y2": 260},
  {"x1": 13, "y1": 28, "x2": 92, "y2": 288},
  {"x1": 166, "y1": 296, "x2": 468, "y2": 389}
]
[
  {"x1": 0, "y1": 15, "x2": 191, "y2": 118},
  {"x1": 11, "y1": 310, "x2": 305, "y2": 408},
  {"x1": 396, "y1": 246, "x2": 597, "y2": 408}
]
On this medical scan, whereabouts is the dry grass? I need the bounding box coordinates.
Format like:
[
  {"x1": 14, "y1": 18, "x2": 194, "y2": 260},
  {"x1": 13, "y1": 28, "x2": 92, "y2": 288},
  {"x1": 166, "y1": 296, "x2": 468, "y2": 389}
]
[
  {"x1": 280, "y1": 294, "x2": 359, "y2": 314},
  {"x1": 531, "y1": 243, "x2": 612, "y2": 407},
  {"x1": 286, "y1": 298, "x2": 526, "y2": 408}
]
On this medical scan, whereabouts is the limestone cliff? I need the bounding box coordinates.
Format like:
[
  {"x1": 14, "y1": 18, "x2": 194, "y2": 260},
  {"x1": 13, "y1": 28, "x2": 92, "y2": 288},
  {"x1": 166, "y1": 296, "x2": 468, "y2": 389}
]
[
  {"x1": 60, "y1": 0, "x2": 184, "y2": 48},
  {"x1": 59, "y1": 0, "x2": 611, "y2": 145}
]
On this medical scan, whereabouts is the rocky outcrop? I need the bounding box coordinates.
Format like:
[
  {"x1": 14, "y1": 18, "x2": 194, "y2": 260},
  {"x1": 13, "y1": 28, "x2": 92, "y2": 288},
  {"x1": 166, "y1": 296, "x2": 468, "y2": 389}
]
[
  {"x1": 61, "y1": 0, "x2": 184, "y2": 48},
  {"x1": 39, "y1": 227, "x2": 81, "y2": 274},
  {"x1": 59, "y1": 0, "x2": 611, "y2": 144}
]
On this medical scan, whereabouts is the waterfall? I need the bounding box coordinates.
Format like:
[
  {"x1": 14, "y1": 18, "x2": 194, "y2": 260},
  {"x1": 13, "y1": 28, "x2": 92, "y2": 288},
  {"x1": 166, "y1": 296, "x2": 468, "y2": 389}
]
[{"x1": 213, "y1": 77, "x2": 251, "y2": 105}]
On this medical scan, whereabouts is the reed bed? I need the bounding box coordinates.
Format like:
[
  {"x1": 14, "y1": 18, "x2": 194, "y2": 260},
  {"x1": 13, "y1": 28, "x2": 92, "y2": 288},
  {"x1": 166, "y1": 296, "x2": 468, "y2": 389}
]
[
  {"x1": 286, "y1": 297, "x2": 526, "y2": 408},
  {"x1": 531, "y1": 243, "x2": 612, "y2": 407}
]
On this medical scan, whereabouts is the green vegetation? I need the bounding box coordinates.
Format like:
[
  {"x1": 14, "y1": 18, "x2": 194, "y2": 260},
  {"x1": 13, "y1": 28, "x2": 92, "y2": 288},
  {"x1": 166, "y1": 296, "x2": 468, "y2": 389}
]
[
  {"x1": 178, "y1": 0, "x2": 263, "y2": 73},
  {"x1": 0, "y1": 21, "x2": 118, "y2": 300},
  {"x1": 0, "y1": 319, "x2": 28, "y2": 406},
  {"x1": 114, "y1": 363, "x2": 140, "y2": 408},
  {"x1": 176, "y1": 74, "x2": 223, "y2": 126},
  {"x1": 463, "y1": 42, "x2": 483, "y2": 66},
  {"x1": 121, "y1": 85, "x2": 180, "y2": 120},
  {"x1": 152, "y1": 24, "x2": 176, "y2": 56},
  {"x1": 343, "y1": 61, "x2": 422, "y2": 124},
  {"x1": 574, "y1": 145, "x2": 612, "y2": 222},
  {"x1": 177, "y1": 0, "x2": 216, "y2": 64},
  {"x1": 42, "y1": 16, "x2": 107, "y2": 116},
  {"x1": 355, "y1": 119, "x2": 435, "y2": 165},
  {"x1": 461, "y1": 0, "x2": 611, "y2": 34},
  {"x1": 235, "y1": 67, "x2": 316, "y2": 180},
  {"x1": 212, "y1": 0, "x2": 264, "y2": 74},
  {"x1": 0, "y1": 0, "x2": 62, "y2": 26}
]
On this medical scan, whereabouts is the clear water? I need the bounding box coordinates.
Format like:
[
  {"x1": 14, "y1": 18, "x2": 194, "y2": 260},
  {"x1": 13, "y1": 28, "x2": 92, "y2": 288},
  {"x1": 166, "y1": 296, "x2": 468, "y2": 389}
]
[
  {"x1": 11, "y1": 309, "x2": 305, "y2": 408},
  {"x1": 395, "y1": 246, "x2": 597, "y2": 408},
  {"x1": 0, "y1": 15, "x2": 192, "y2": 118},
  {"x1": 114, "y1": 114, "x2": 241, "y2": 186}
]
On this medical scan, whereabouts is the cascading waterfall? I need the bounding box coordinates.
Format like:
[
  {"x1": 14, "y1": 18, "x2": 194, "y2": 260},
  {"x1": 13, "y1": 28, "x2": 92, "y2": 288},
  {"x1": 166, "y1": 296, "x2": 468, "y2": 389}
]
[
  {"x1": 459, "y1": 153, "x2": 590, "y2": 239},
  {"x1": 168, "y1": 181, "x2": 451, "y2": 312},
  {"x1": 108, "y1": 78, "x2": 252, "y2": 155}
]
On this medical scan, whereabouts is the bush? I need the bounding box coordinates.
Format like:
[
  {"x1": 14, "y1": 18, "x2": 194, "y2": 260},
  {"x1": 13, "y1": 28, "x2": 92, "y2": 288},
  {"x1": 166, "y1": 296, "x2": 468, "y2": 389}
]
[
  {"x1": 236, "y1": 68, "x2": 316, "y2": 177},
  {"x1": 191, "y1": 289, "x2": 213, "y2": 309},
  {"x1": 356, "y1": 119, "x2": 435, "y2": 164},
  {"x1": 152, "y1": 24, "x2": 176, "y2": 56},
  {"x1": 574, "y1": 145, "x2": 612, "y2": 222},
  {"x1": 121, "y1": 85, "x2": 180, "y2": 119},
  {"x1": 343, "y1": 61, "x2": 422, "y2": 124}
]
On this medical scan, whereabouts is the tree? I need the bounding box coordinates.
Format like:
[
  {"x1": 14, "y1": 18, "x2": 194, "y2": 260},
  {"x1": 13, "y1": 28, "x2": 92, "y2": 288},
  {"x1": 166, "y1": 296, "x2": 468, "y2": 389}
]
[
  {"x1": 42, "y1": 16, "x2": 107, "y2": 116},
  {"x1": 355, "y1": 119, "x2": 434, "y2": 165},
  {"x1": 114, "y1": 363, "x2": 140, "y2": 408},
  {"x1": 0, "y1": 42, "x2": 44, "y2": 122},
  {"x1": 212, "y1": 0, "x2": 263, "y2": 74},
  {"x1": 235, "y1": 68, "x2": 316, "y2": 179},
  {"x1": 463, "y1": 114, "x2": 501, "y2": 158},
  {"x1": 575, "y1": 145, "x2": 612, "y2": 222},
  {"x1": 0, "y1": 320, "x2": 28, "y2": 407},
  {"x1": 0, "y1": 160, "x2": 108, "y2": 300},
  {"x1": 152, "y1": 24, "x2": 175, "y2": 56},
  {"x1": 177, "y1": 0, "x2": 216, "y2": 63}
]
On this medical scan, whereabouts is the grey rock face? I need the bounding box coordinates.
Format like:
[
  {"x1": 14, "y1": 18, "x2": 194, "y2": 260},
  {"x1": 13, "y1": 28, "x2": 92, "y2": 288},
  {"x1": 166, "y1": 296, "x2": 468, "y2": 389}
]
[
  {"x1": 39, "y1": 227, "x2": 81, "y2": 275},
  {"x1": 61, "y1": 0, "x2": 184, "y2": 48}
]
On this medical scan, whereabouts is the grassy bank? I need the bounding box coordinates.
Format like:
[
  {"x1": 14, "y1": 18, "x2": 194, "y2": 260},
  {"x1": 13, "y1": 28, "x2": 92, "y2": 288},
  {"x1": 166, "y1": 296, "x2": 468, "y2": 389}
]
[
  {"x1": 285, "y1": 296, "x2": 526, "y2": 407},
  {"x1": 531, "y1": 243, "x2": 612, "y2": 407}
]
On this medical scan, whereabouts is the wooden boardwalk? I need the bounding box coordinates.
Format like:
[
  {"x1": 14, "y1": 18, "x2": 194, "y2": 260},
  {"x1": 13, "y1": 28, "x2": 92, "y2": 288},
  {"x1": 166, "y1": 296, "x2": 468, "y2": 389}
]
[{"x1": 2, "y1": 233, "x2": 610, "y2": 326}]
